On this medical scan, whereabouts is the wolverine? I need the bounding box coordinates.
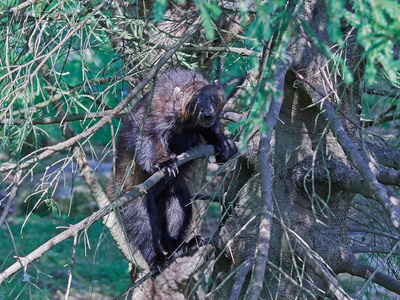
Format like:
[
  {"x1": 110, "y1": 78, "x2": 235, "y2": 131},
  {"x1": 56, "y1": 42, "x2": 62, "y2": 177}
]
[{"x1": 107, "y1": 68, "x2": 238, "y2": 271}]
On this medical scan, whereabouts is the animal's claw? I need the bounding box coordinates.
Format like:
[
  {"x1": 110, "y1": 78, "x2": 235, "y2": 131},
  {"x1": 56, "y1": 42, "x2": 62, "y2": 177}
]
[
  {"x1": 152, "y1": 154, "x2": 179, "y2": 177},
  {"x1": 159, "y1": 158, "x2": 179, "y2": 177}
]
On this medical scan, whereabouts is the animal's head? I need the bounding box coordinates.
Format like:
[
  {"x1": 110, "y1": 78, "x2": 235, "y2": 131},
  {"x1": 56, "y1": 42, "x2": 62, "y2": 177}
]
[{"x1": 175, "y1": 80, "x2": 225, "y2": 127}]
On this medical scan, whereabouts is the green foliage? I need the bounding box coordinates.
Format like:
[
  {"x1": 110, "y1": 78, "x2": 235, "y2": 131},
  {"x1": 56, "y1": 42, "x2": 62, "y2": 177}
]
[
  {"x1": 0, "y1": 2, "x2": 123, "y2": 158},
  {"x1": 153, "y1": 0, "x2": 222, "y2": 38},
  {"x1": 194, "y1": 0, "x2": 222, "y2": 40},
  {"x1": 225, "y1": 0, "x2": 294, "y2": 145},
  {"x1": 245, "y1": 0, "x2": 288, "y2": 47},
  {"x1": 327, "y1": 0, "x2": 345, "y2": 46},
  {"x1": 345, "y1": 0, "x2": 400, "y2": 84},
  {"x1": 300, "y1": 19, "x2": 354, "y2": 84},
  {"x1": 153, "y1": 0, "x2": 168, "y2": 23},
  {"x1": 0, "y1": 215, "x2": 130, "y2": 299}
]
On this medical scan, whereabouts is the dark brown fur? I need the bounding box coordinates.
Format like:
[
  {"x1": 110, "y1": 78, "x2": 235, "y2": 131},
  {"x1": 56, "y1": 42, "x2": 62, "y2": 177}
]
[{"x1": 107, "y1": 69, "x2": 237, "y2": 271}]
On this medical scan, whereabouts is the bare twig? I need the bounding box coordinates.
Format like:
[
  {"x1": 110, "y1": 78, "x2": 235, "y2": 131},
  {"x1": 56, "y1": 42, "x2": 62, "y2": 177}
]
[
  {"x1": 365, "y1": 88, "x2": 400, "y2": 99},
  {"x1": 114, "y1": 270, "x2": 158, "y2": 300},
  {"x1": 65, "y1": 235, "x2": 77, "y2": 300},
  {"x1": 0, "y1": 0, "x2": 38, "y2": 18},
  {"x1": 0, "y1": 170, "x2": 22, "y2": 228},
  {"x1": 348, "y1": 226, "x2": 400, "y2": 241},
  {"x1": 290, "y1": 231, "x2": 353, "y2": 300},
  {"x1": 2, "y1": 109, "x2": 243, "y2": 126},
  {"x1": 97, "y1": 18, "x2": 260, "y2": 57},
  {"x1": 362, "y1": 115, "x2": 400, "y2": 127},
  {"x1": 180, "y1": 46, "x2": 260, "y2": 57},
  {"x1": 351, "y1": 246, "x2": 400, "y2": 255},
  {"x1": 0, "y1": 2, "x2": 107, "y2": 122},
  {"x1": 0, "y1": 145, "x2": 215, "y2": 284},
  {"x1": 0, "y1": 19, "x2": 201, "y2": 174},
  {"x1": 0, "y1": 110, "x2": 128, "y2": 125},
  {"x1": 192, "y1": 193, "x2": 222, "y2": 203}
]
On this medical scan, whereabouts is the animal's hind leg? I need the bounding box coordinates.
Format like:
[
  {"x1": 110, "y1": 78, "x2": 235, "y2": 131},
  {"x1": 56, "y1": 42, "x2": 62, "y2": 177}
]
[
  {"x1": 122, "y1": 193, "x2": 165, "y2": 268},
  {"x1": 160, "y1": 185, "x2": 192, "y2": 254}
]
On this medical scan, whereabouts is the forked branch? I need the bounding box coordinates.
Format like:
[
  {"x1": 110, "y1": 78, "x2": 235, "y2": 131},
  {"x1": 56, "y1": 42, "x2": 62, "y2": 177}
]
[
  {"x1": 0, "y1": 19, "x2": 200, "y2": 174},
  {"x1": 321, "y1": 99, "x2": 400, "y2": 233},
  {"x1": 0, "y1": 145, "x2": 215, "y2": 284}
]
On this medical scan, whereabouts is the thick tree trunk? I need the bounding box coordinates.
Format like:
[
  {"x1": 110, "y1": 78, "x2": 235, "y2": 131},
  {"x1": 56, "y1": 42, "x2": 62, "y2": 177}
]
[
  {"x1": 209, "y1": 0, "x2": 364, "y2": 298},
  {"x1": 105, "y1": 1, "x2": 400, "y2": 298}
]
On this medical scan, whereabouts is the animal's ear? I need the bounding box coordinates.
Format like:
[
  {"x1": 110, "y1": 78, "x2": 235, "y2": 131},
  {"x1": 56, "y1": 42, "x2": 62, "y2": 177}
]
[
  {"x1": 214, "y1": 80, "x2": 222, "y2": 89},
  {"x1": 173, "y1": 87, "x2": 182, "y2": 100}
]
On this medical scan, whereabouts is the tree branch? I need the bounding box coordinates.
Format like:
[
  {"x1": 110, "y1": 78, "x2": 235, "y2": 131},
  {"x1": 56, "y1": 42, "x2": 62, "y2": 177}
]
[
  {"x1": 365, "y1": 88, "x2": 400, "y2": 99},
  {"x1": 248, "y1": 57, "x2": 291, "y2": 300},
  {"x1": 192, "y1": 193, "x2": 222, "y2": 203},
  {"x1": 0, "y1": 0, "x2": 38, "y2": 18},
  {"x1": 0, "y1": 170, "x2": 22, "y2": 228},
  {"x1": 0, "y1": 145, "x2": 215, "y2": 284},
  {"x1": 296, "y1": 156, "x2": 370, "y2": 197},
  {"x1": 348, "y1": 226, "x2": 400, "y2": 241},
  {"x1": 299, "y1": 156, "x2": 400, "y2": 213},
  {"x1": 290, "y1": 232, "x2": 353, "y2": 299},
  {"x1": 1, "y1": 109, "x2": 129, "y2": 125},
  {"x1": 351, "y1": 246, "x2": 400, "y2": 255},
  {"x1": 367, "y1": 144, "x2": 400, "y2": 170},
  {"x1": 180, "y1": 46, "x2": 260, "y2": 57},
  {"x1": 362, "y1": 115, "x2": 400, "y2": 127},
  {"x1": 376, "y1": 169, "x2": 400, "y2": 186},
  {"x1": 0, "y1": 19, "x2": 201, "y2": 174},
  {"x1": 321, "y1": 100, "x2": 400, "y2": 234},
  {"x1": 0, "y1": 2, "x2": 107, "y2": 122},
  {"x1": 228, "y1": 260, "x2": 253, "y2": 300},
  {"x1": 3, "y1": 109, "x2": 241, "y2": 126},
  {"x1": 345, "y1": 255, "x2": 400, "y2": 295}
]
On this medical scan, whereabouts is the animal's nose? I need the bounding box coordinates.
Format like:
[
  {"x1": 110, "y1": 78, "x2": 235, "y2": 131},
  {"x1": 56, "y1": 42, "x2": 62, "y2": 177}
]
[{"x1": 203, "y1": 112, "x2": 213, "y2": 120}]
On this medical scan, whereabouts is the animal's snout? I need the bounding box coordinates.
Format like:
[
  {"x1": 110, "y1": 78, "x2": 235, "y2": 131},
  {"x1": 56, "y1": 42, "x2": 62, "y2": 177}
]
[
  {"x1": 203, "y1": 112, "x2": 213, "y2": 121},
  {"x1": 198, "y1": 110, "x2": 215, "y2": 127}
]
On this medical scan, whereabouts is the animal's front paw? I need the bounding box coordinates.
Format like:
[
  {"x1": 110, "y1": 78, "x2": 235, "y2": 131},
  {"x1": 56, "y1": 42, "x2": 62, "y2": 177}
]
[
  {"x1": 214, "y1": 139, "x2": 238, "y2": 163},
  {"x1": 153, "y1": 154, "x2": 179, "y2": 177}
]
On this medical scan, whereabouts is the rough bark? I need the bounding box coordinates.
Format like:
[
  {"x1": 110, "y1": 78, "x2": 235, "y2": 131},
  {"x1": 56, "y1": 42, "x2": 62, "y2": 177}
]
[
  {"x1": 208, "y1": 0, "x2": 400, "y2": 299},
  {"x1": 4, "y1": 0, "x2": 400, "y2": 298}
]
